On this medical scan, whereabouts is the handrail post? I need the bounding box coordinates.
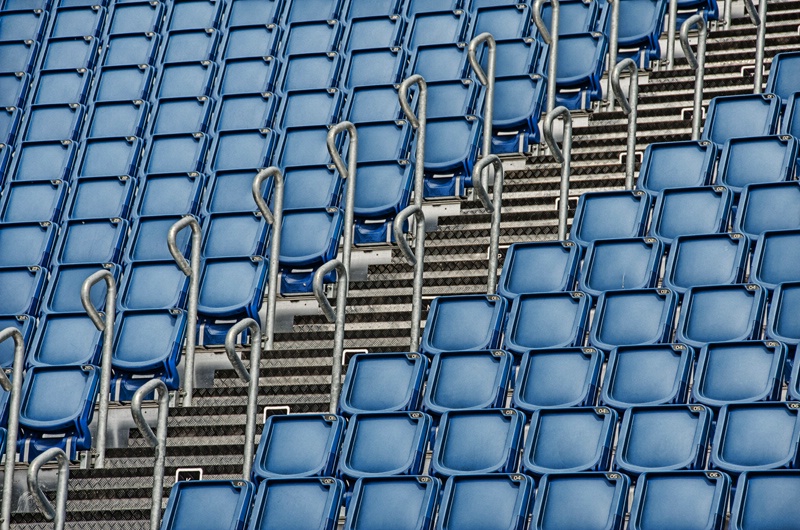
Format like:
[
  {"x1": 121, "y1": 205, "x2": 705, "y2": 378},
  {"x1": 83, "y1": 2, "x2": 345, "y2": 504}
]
[
  {"x1": 534, "y1": 0, "x2": 559, "y2": 113},
  {"x1": 544, "y1": 107, "x2": 574, "y2": 240},
  {"x1": 681, "y1": 13, "x2": 707, "y2": 140},
  {"x1": 224, "y1": 319, "x2": 262, "y2": 480},
  {"x1": 81, "y1": 269, "x2": 116, "y2": 469},
  {"x1": 0, "y1": 327, "x2": 24, "y2": 530},
  {"x1": 327, "y1": 122, "x2": 357, "y2": 282},
  {"x1": 611, "y1": 58, "x2": 639, "y2": 190},
  {"x1": 27, "y1": 447, "x2": 69, "y2": 530},
  {"x1": 472, "y1": 155, "x2": 504, "y2": 295},
  {"x1": 131, "y1": 378, "x2": 169, "y2": 530},
  {"x1": 468, "y1": 32, "x2": 497, "y2": 161},
  {"x1": 398, "y1": 75, "x2": 428, "y2": 351},
  {"x1": 313, "y1": 261, "x2": 348, "y2": 413},
  {"x1": 607, "y1": 0, "x2": 621, "y2": 106},
  {"x1": 252, "y1": 167, "x2": 284, "y2": 351},
  {"x1": 666, "y1": 0, "x2": 678, "y2": 69},
  {"x1": 167, "y1": 216, "x2": 201, "y2": 407},
  {"x1": 753, "y1": 0, "x2": 767, "y2": 93}
]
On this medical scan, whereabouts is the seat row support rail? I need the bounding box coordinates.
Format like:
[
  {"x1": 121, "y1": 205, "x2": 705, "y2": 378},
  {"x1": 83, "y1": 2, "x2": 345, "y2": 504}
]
[
  {"x1": 0, "y1": 328, "x2": 24, "y2": 530},
  {"x1": 681, "y1": 13, "x2": 708, "y2": 140},
  {"x1": 534, "y1": 0, "x2": 560, "y2": 113},
  {"x1": 27, "y1": 447, "x2": 69, "y2": 530},
  {"x1": 544, "y1": 107, "x2": 574, "y2": 241},
  {"x1": 744, "y1": 0, "x2": 767, "y2": 93},
  {"x1": 611, "y1": 58, "x2": 640, "y2": 190},
  {"x1": 131, "y1": 378, "x2": 169, "y2": 530}
]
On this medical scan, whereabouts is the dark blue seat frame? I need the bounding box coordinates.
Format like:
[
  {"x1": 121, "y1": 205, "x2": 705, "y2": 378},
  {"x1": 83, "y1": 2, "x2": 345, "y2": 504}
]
[
  {"x1": 767, "y1": 282, "x2": 800, "y2": 347},
  {"x1": 700, "y1": 93, "x2": 780, "y2": 146},
  {"x1": 343, "y1": 476, "x2": 440, "y2": 530},
  {"x1": 662, "y1": 233, "x2": 749, "y2": 295},
  {"x1": 730, "y1": 471, "x2": 800, "y2": 530},
  {"x1": 498, "y1": 240, "x2": 581, "y2": 298},
  {"x1": 570, "y1": 190, "x2": 651, "y2": 248},
  {"x1": 435, "y1": 473, "x2": 534, "y2": 530},
  {"x1": 248, "y1": 477, "x2": 344, "y2": 530},
  {"x1": 649, "y1": 185, "x2": 732, "y2": 246},
  {"x1": 751, "y1": 230, "x2": 800, "y2": 289},
  {"x1": 530, "y1": 472, "x2": 630, "y2": 530},
  {"x1": 589, "y1": 288, "x2": 677, "y2": 352},
  {"x1": 503, "y1": 291, "x2": 591, "y2": 355},
  {"x1": 339, "y1": 352, "x2": 428, "y2": 416},
  {"x1": 420, "y1": 294, "x2": 508, "y2": 355},
  {"x1": 160, "y1": 480, "x2": 255, "y2": 530},
  {"x1": 636, "y1": 140, "x2": 717, "y2": 194},
  {"x1": 578, "y1": 237, "x2": 662, "y2": 297},
  {"x1": 735, "y1": 181, "x2": 800, "y2": 240}
]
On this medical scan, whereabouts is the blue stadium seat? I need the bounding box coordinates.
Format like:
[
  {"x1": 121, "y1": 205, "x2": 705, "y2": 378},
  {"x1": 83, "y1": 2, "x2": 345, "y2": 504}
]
[
  {"x1": 540, "y1": 0, "x2": 603, "y2": 35},
  {"x1": 423, "y1": 116, "x2": 483, "y2": 197},
  {"x1": 736, "y1": 181, "x2": 800, "y2": 240},
  {"x1": 471, "y1": 5, "x2": 532, "y2": 40},
  {"x1": 701, "y1": 93, "x2": 780, "y2": 146},
  {"x1": 662, "y1": 233, "x2": 748, "y2": 294},
  {"x1": 570, "y1": 190, "x2": 650, "y2": 248},
  {"x1": 11, "y1": 140, "x2": 76, "y2": 182},
  {"x1": 338, "y1": 411, "x2": 431, "y2": 480},
  {"x1": 590, "y1": 288, "x2": 677, "y2": 351},
  {"x1": 149, "y1": 97, "x2": 212, "y2": 136},
  {"x1": 730, "y1": 471, "x2": 800, "y2": 530},
  {"x1": 0, "y1": 39, "x2": 38, "y2": 73},
  {"x1": 106, "y1": 0, "x2": 163, "y2": 34},
  {"x1": 407, "y1": 10, "x2": 468, "y2": 50},
  {"x1": 768, "y1": 282, "x2": 800, "y2": 346},
  {"x1": 0, "y1": 315, "x2": 33, "y2": 368},
  {"x1": 410, "y1": 43, "x2": 470, "y2": 82},
  {"x1": 93, "y1": 64, "x2": 154, "y2": 102},
  {"x1": 204, "y1": 169, "x2": 271, "y2": 215},
  {"x1": 0, "y1": 9, "x2": 46, "y2": 40},
  {"x1": 765, "y1": 51, "x2": 800, "y2": 104},
  {"x1": 601, "y1": 344, "x2": 693, "y2": 409},
  {"x1": 118, "y1": 260, "x2": 189, "y2": 311},
  {"x1": 497, "y1": 240, "x2": 580, "y2": 298},
  {"x1": 530, "y1": 473, "x2": 630, "y2": 530},
  {"x1": 160, "y1": 480, "x2": 255, "y2": 530},
  {"x1": 226, "y1": 0, "x2": 284, "y2": 27},
  {"x1": 348, "y1": 120, "x2": 412, "y2": 164},
  {"x1": 27, "y1": 312, "x2": 101, "y2": 367},
  {"x1": 424, "y1": 79, "x2": 480, "y2": 120},
  {"x1": 248, "y1": 478, "x2": 344, "y2": 530},
  {"x1": 435, "y1": 474, "x2": 533, "y2": 530},
  {"x1": 717, "y1": 135, "x2": 797, "y2": 193},
  {"x1": 345, "y1": 0, "x2": 403, "y2": 18},
  {"x1": 283, "y1": 20, "x2": 343, "y2": 56},
  {"x1": 423, "y1": 350, "x2": 513, "y2": 415},
  {"x1": 63, "y1": 176, "x2": 136, "y2": 220},
  {"x1": 0, "y1": 180, "x2": 67, "y2": 223},
  {"x1": 42, "y1": 263, "x2": 121, "y2": 313},
  {"x1": 40, "y1": 36, "x2": 98, "y2": 70},
  {"x1": 629, "y1": 471, "x2": 730, "y2": 530},
  {"x1": 616, "y1": 0, "x2": 668, "y2": 64},
  {"x1": 197, "y1": 256, "x2": 268, "y2": 318},
  {"x1": 419, "y1": 294, "x2": 508, "y2": 355},
  {"x1": 693, "y1": 341, "x2": 785, "y2": 407},
  {"x1": 616, "y1": 405, "x2": 712, "y2": 474},
  {"x1": 0, "y1": 71, "x2": 30, "y2": 107},
  {"x1": 513, "y1": 347, "x2": 603, "y2": 411},
  {"x1": 53, "y1": 218, "x2": 127, "y2": 265},
  {"x1": 216, "y1": 93, "x2": 279, "y2": 132},
  {"x1": 209, "y1": 129, "x2": 274, "y2": 172},
  {"x1": 253, "y1": 414, "x2": 345, "y2": 481},
  {"x1": 503, "y1": 291, "x2": 591, "y2": 355},
  {"x1": 18, "y1": 365, "x2": 100, "y2": 460},
  {"x1": 85, "y1": 100, "x2": 149, "y2": 139},
  {"x1": 280, "y1": 52, "x2": 342, "y2": 93},
  {"x1": 485, "y1": 38, "x2": 544, "y2": 78},
  {"x1": 0, "y1": 265, "x2": 46, "y2": 316},
  {"x1": 30, "y1": 69, "x2": 90, "y2": 105},
  {"x1": 783, "y1": 92, "x2": 800, "y2": 138},
  {"x1": 219, "y1": 24, "x2": 282, "y2": 61},
  {"x1": 637, "y1": 140, "x2": 717, "y2": 194},
  {"x1": 101, "y1": 32, "x2": 160, "y2": 67},
  {"x1": 649, "y1": 186, "x2": 732, "y2": 245},
  {"x1": 578, "y1": 237, "x2": 662, "y2": 297},
  {"x1": 125, "y1": 215, "x2": 192, "y2": 262},
  {"x1": 284, "y1": 0, "x2": 345, "y2": 24},
  {"x1": 155, "y1": 61, "x2": 217, "y2": 99},
  {"x1": 339, "y1": 352, "x2": 428, "y2": 416},
  {"x1": 75, "y1": 136, "x2": 141, "y2": 179},
  {"x1": 277, "y1": 166, "x2": 339, "y2": 212},
  {"x1": 278, "y1": 88, "x2": 342, "y2": 129},
  {"x1": 277, "y1": 208, "x2": 342, "y2": 268},
  {"x1": 165, "y1": 0, "x2": 224, "y2": 31},
  {"x1": 491, "y1": 74, "x2": 548, "y2": 151},
  {"x1": 555, "y1": 33, "x2": 607, "y2": 109},
  {"x1": 145, "y1": 133, "x2": 210, "y2": 175},
  {"x1": 711, "y1": 402, "x2": 800, "y2": 473},
  {"x1": 430, "y1": 409, "x2": 524, "y2": 476},
  {"x1": 352, "y1": 161, "x2": 413, "y2": 244},
  {"x1": 344, "y1": 476, "x2": 440, "y2": 530},
  {"x1": 676, "y1": 284, "x2": 765, "y2": 349},
  {"x1": 405, "y1": 0, "x2": 463, "y2": 17},
  {"x1": 49, "y1": 5, "x2": 106, "y2": 38},
  {"x1": 162, "y1": 28, "x2": 220, "y2": 63},
  {"x1": 342, "y1": 47, "x2": 407, "y2": 90},
  {"x1": 342, "y1": 15, "x2": 404, "y2": 52},
  {"x1": 0, "y1": 221, "x2": 57, "y2": 267},
  {"x1": 201, "y1": 212, "x2": 269, "y2": 258},
  {"x1": 751, "y1": 229, "x2": 800, "y2": 289},
  {"x1": 522, "y1": 407, "x2": 617, "y2": 474}
]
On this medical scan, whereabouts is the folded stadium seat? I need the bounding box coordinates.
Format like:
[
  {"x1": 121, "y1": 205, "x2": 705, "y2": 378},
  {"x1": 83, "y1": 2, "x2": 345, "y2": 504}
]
[
  {"x1": 570, "y1": 190, "x2": 650, "y2": 248},
  {"x1": 497, "y1": 240, "x2": 581, "y2": 298},
  {"x1": 160, "y1": 28, "x2": 221, "y2": 64},
  {"x1": 589, "y1": 288, "x2": 677, "y2": 351},
  {"x1": 407, "y1": 10, "x2": 469, "y2": 51},
  {"x1": 345, "y1": 0, "x2": 404, "y2": 18},
  {"x1": 339, "y1": 352, "x2": 428, "y2": 416},
  {"x1": 149, "y1": 98, "x2": 213, "y2": 137},
  {"x1": 343, "y1": 476, "x2": 440, "y2": 530},
  {"x1": 628, "y1": 471, "x2": 730, "y2": 530},
  {"x1": 554, "y1": 32, "x2": 607, "y2": 110},
  {"x1": 27, "y1": 312, "x2": 101, "y2": 367},
  {"x1": 513, "y1": 347, "x2": 603, "y2": 411},
  {"x1": 75, "y1": 136, "x2": 142, "y2": 179},
  {"x1": 342, "y1": 47, "x2": 407, "y2": 90},
  {"x1": 662, "y1": 233, "x2": 748, "y2": 294},
  {"x1": 277, "y1": 88, "x2": 343, "y2": 129},
  {"x1": 649, "y1": 186, "x2": 732, "y2": 246},
  {"x1": 42, "y1": 263, "x2": 120, "y2": 313},
  {"x1": 279, "y1": 52, "x2": 343, "y2": 93},
  {"x1": 30, "y1": 68, "x2": 91, "y2": 106},
  {"x1": 0, "y1": 265, "x2": 47, "y2": 316},
  {"x1": 409, "y1": 43, "x2": 470, "y2": 83},
  {"x1": 213, "y1": 95, "x2": 277, "y2": 135},
  {"x1": 143, "y1": 133, "x2": 210, "y2": 176},
  {"x1": 101, "y1": 32, "x2": 161, "y2": 67},
  {"x1": 226, "y1": 0, "x2": 284, "y2": 27},
  {"x1": 530, "y1": 473, "x2": 630, "y2": 530},
  {"x1": 49, "y1": 4, "x2": 107, "y2": 38},
  {"x1": 63, "y1": 176, "x2": 136, "y2": 220},
  {"x1": 338, "y1": 411, "x2": 431, "y2": 480},
  {"x1": 208, "y1": 129, "x2": 275, "y2": 172},
  {"x1": 0, "y1": 180, "x2": 67, "y2": 223},
  {"x1": 522, "y1": 407, "x2": 617, "y2": 474},
  {"x1": 118, "y1": 260, "x2": 190, "y2": 311},
  {"x1": 39, "y1": 36, "x2": 98, "y2": 70},
  {"x1": 783, "y1": 92, "x2": 800, "y2": 138},
  {"x1": 204, "y1": 169, "x2": 272, "y2": 214},
  {"x1": 730, "y1": 471, "x2": 800, "y2": 530},
  {"x1": 481, "y1": 37, "x2": 546, "y2": 80},
  {"x1": 0, "y1": 315, "x2": 33, "y2": 368},
  {"x1": 419, "y1": 294, "x2": 508, "y2": 355},
  {"x1": 578, "y1": 237, "x2": 662, "y2": 297},
  {"x1": 540, "y1": 0, "x2": 603, "y2": 35},
  {"x1": 0, "y1": 71, "x2": 30, "y2": 107},
  {"x1": 160, "y1": 480, "x2": 255, "y2": 530},
  {"x1": 692, "y1": 341, "x2": 785, "y2": 407},
  {"x1": 636, "y1": 140, "x2": 717, "y2": 194},
  {"x1": 601, "y1": 344, "x2": 693, "y2": 409},
  {"x1": 105, "y1": 0, "x2": 163, "y2": 34},
  {"x1": 406, "y1": 0, "x2": 464, "y2": 17},
  {"x1": 471, "y1": 5, "x2": 532, "y2": 40},
  {"x1": 350, "y1": 120, "x2": 413, "y2": 164},
  {"x1": 279, "y1": 166, "x2": 341, "y2": 211},
  {"x1": 248, "y1": 478, "x2": 345, "y2": 530},
  {"x1": 220, "y1": 23, "x2": 282, "y2": 61},
  {"x1": 17, "y1": 364, "x2": 100, "y2": 460},
  {"x1": 768, "y1": 282, "x2": 800, "y2": 346},
  {"x1": 252, "y1": 414, "x2": 345, "y2": 481},
  {"x1": 275, "y1": 208, "x2": 343, "y2": 294},
  {"x1": 201, "y1": 212, "x2": 270, "y2": 258},
  {"x1": 676, "y1": 284, "x2": 765, "y2": 349},
  {"x1": 490, "y1": 73, "x2": 548, "y2": 152},
  {"x1": 0, "y1": 0, "x2": 47, "y2": 8},
  {"x1": 751, "y1": 229, "x2": 800, "y2": 289},
  {"x1": 284, "y1": 0, "x2": 345, "y2": 24},
  {"x1": 84, "y1": 100, "x2": 149, "y2": 139},
  {"x1": 341, "y1": 15, "x2": 405, "y2": 53},
  {"x1": 164, "y1": 0, "x2": 224, "y2": 32},
  {"x1": 700, "y1": 93, "x2": 780, "y2": 146},
  {"x1": 276, "y1": 125, "x2": 338, "y2": 168},
  {"x1": 422, "y1": 79, "x2": 481, "y2": 121},
  {"x1": 125, "y1": 215, "x2": 192, "y2": 262},
  {"x1": 342, "y1": 85, "x2": 403, "y2": 124},
  {"x1": 10, "y1": 140, "x2": 76, "y2": 181},
  {"x1": 615, "y1": 404, "x2": 712, "y2": 474},
  {"x1": 0, "y1": 221, "x2": 57, "y2": 267},
  {"x1": 352, "y1": 161, "x2": 414, "y2": 244},
  {"x1": 736, "y1": 182, "x2": 800, "y2": 241},
  {"x1": 717, "y1": 135, "x2": 797, "y2": 193},
  {"x1": 711, "y1": 402, "x2": 800, "y2": 474},
  {"x1": 422, "y1": 115, "x2": 483, "y2": 197},
  {"x1": 436, "y1": 474, "x2": 533, "y2": 530},
  {"x1": 503, "y1": 291, "x2": 591, "y2": 355},
  {"x1": 52, "y1": 218, "x2": 127, "y2": 265},
  {"x1": 92, "y1": 64, "x2": 155, "y2": 102},
  {"x1": 0, "y1": 9, "x2": 47, "y2": 42},
  {"x1": 430, "y1": 408, "x2": 524, "y2": 476},
  {"x1": 0, "y1": 40, "x2": 38, "y2": 73},
  {"x1": 196, "y1": 256, "x2": 269, "y2": 320},
  {"x1": 766, "y1": 51, "x2": 800, "y2": 105},
  {"x1": 155, "y1": 61, "x2": 218, "y2": 99},
  {"x1": 422, "y1": 350, "x2": 513, "y2": 415},
  {"x1": 616, "y1": 0, "x2": 668, "y2": 66},
  {"x1": 282, "y1": 20, "x2": 344, "y2": 56}
]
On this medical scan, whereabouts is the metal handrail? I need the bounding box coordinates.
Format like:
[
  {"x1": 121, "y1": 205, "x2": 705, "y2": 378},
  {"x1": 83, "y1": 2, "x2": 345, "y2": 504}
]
[
  {"x1": 313, "y1": 260, "x2": 348, "y2": 412},
  {"x1": 252, "y1": 167, "x2": 284, "y2": 351},
  {"x1": 81, "y1": 269, "x2": 116, "y2": 469},
  {"x1": 0, "y1": 327, "x2": 24, "y2": 530},
  {"x1": 472, "y1": 155, "x2": 504, "y2": 295},
  {"x1": 681, "y1": 13, "x2": 708, "y2": 140},
  {"x1": 27, "y1": 447, "x2": 69, "y2": 530},
  {"x1": 468, "y1": 33, "x2": 497, "y2": 162},
  {"x1": 533, "y1": 0, "x2": 559, "y2": 113},
  {"x1": 744, "y1": 0, "x2": 767, "y2": 93},
  {"x1": 131, "y1": 378, "x2": 169, "y2": 530},
  {"x1": 224, "y1": 318, "x2": 262, "y2": 480},
  {"x1": 397, "y1": 74, "x2": 428, "y2": 351},
  {"x1": 167, "y1": 216, "x2": 201, "y2": 407},
  {"x1": 327, "y1": 121, "x2": 357, "y2": 282},
  {"x1": 611, "y1": 58, "x2": 639, "y2": 190},
  {"x1": 608, "y1": 0, "x2": 621, "y2": 106},
  {"x1": 667, "y1": 0, "x2": 678, "y2": 69},
  {"x1": 544, "y1": 106, "x2": 574, "y2": 241}
]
